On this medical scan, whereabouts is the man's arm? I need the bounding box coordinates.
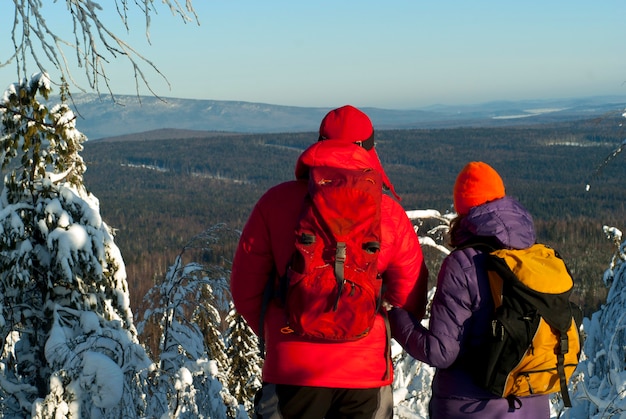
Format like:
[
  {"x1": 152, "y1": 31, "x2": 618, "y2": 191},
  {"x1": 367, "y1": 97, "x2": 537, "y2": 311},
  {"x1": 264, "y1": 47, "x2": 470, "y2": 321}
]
[{"x1": 230, "y1": 202, "x2": 274, "y2": 335}]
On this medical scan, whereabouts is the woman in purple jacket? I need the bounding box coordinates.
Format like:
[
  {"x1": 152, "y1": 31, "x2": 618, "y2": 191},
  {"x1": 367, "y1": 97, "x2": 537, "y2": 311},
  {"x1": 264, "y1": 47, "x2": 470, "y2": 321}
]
[{"x1": 389, "y1": 161, "x2": 550, "y2": 418}]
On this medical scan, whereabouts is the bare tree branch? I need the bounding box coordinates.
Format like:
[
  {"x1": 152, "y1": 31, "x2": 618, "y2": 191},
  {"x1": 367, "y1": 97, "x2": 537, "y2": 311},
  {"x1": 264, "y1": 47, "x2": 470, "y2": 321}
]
[{"x1": 3, "y1": 0, "x2": 198, "y2": 100}]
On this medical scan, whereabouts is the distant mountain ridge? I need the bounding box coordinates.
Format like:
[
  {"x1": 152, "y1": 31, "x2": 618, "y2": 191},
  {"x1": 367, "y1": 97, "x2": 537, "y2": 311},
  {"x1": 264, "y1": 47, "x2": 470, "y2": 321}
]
[
  {"x1": 96, "y1": 128, "x2": 238, "y2": 142},
  {"x1": 64, "y1": 93, "x2": 626, "y2": 140}
]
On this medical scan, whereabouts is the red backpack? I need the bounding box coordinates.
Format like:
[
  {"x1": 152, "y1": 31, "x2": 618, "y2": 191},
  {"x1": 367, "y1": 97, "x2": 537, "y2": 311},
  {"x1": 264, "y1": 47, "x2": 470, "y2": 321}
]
[{"x1": 279, "y1": 165, "x2": 384, "y2": 341}]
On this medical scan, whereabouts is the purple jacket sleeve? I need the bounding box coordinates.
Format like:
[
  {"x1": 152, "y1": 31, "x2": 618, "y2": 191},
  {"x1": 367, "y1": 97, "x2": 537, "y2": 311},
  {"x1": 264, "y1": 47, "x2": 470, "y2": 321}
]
[{"x1": 389, "y1": 251, "x2": 476, "y2": 369}]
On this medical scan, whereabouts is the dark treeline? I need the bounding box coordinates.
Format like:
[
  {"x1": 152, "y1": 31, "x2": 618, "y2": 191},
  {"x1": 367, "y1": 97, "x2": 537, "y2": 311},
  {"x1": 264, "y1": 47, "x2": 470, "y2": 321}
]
[{"x1": 82, "y1": 116, "x2": 626, "y2": 318}]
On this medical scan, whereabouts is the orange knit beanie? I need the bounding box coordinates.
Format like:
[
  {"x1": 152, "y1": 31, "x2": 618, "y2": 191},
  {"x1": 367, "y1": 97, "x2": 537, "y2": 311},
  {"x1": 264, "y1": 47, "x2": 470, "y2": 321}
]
[{"x1": 453, "y1": 161, "x2": 506, "y2": 215}]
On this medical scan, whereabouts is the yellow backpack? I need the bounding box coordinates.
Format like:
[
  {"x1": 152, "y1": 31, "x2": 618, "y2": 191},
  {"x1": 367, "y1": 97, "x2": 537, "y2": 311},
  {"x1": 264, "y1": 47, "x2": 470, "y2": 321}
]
[{"x1": 470, "y1": 243, "x2": 582, "y2": 407}]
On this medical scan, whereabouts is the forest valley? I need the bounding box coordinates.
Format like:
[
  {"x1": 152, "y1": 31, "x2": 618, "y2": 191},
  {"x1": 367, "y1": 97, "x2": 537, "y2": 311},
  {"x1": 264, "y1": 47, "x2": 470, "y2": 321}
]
[{"x1": 81, "y1": 117, "x2": 626, "y2": 321}]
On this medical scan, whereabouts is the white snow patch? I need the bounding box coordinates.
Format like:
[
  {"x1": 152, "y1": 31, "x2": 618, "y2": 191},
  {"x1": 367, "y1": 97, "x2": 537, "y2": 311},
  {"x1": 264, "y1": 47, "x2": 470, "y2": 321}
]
[{"x1": 81, "y1": 351, "x2": 124, "y2": 408}]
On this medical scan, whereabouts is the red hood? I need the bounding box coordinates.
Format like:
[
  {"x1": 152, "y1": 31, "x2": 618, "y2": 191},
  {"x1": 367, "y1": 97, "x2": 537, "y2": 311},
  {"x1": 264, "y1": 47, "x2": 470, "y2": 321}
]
[{"x1": 295, "y1": 141, "x2": 400, "y2": 200}]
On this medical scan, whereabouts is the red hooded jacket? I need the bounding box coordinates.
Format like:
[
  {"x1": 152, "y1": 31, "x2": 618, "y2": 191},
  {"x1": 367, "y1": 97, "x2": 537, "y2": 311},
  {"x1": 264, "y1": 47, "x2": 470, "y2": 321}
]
[{"x1": 231, "y1": 139, "x2": 428, "y2": 389}]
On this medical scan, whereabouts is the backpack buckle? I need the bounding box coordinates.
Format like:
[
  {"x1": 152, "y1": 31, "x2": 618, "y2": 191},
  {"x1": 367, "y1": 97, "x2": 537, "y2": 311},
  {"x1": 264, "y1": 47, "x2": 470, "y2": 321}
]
[
  {"x1": 492, "y1": 320, "x2": 505, "y2": 341},
  {"x1": 559, "y1": 334, "x2": 569, "y2": 354}
]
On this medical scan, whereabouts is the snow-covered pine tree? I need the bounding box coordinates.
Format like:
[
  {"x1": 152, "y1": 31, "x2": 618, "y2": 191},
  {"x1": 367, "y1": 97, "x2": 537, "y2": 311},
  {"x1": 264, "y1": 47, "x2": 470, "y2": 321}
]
[
  {"x1": 138, "y1": 224, "x2": 240, "y2": 418},
  {"x1": 0, "y1": 74, "x2": 154, "y2": 417},
  {"x1": 224, "y1": 307, "x2": 262, "y2": 416},
  {"x1": 560, "y1": 226, "x2": 626, "y2": 418}
]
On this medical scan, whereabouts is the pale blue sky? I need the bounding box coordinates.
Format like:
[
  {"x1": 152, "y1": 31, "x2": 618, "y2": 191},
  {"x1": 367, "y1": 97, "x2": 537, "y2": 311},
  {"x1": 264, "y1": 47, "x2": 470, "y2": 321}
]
[{"x1": 1, "y1": 1, "x2": 625, "y2": 109}]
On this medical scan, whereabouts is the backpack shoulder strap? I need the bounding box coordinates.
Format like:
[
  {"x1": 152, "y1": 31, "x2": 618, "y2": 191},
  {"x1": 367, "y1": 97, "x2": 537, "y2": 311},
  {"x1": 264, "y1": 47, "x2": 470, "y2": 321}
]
[{"x1": 455, "y1": 240, "x2": 504, "y2": 307}]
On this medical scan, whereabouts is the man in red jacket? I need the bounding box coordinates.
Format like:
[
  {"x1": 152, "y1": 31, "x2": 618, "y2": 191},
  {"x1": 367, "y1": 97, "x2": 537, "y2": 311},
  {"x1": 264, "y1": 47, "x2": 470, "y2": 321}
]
[{"x1": 230, "y1": 105, "x2": 429, "y2": 419}]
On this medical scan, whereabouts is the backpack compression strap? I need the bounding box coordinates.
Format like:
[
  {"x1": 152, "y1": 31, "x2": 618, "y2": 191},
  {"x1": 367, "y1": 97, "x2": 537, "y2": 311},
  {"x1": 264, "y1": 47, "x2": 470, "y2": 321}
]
[
  {"x1": 557, "y1": 331, "x2": 573, "y2": 407},
  {"x1": 332, "y1": 240, "x2": 381, "y2": 311},
  {"x1": 333, "y1": 242, "x2": 346, "y2": 311}
]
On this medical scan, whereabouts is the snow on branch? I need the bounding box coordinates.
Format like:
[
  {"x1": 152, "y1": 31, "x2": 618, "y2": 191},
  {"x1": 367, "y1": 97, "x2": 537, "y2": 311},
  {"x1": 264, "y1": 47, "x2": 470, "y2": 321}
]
[{"x1": 406, "y1": 209, "x2": 455, "y2": 256}]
